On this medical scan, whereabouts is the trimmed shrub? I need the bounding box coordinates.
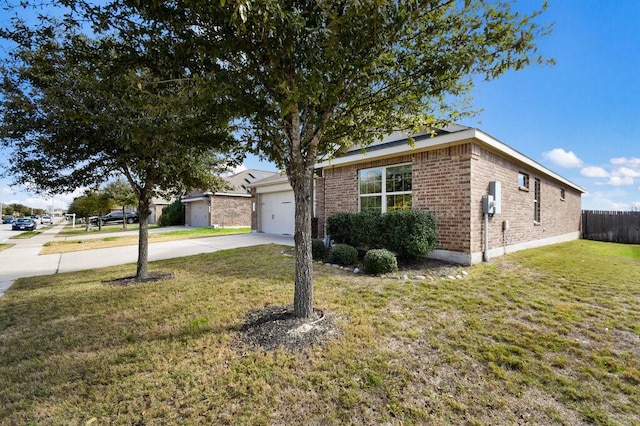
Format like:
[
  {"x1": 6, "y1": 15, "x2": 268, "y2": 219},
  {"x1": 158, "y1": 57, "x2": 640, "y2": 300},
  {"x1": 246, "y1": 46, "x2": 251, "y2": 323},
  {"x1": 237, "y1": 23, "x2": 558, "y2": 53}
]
[
  {"x1": 326, "y1": 209, "x2": 438, "y2": 260},
  {"x1": 312, "y1": 238, "x2": 327, "y2": 261},
  {"x1": 158, "y1": 199, "x2": 185, "y2": 226},
  {"x1": 364, "y1": 249, "x2": 398, "y2": 275},
  {"x1": 383, "y1": 210, "x2": 437, "y2": 259},
  {"x1": 325, "y1": 212, "x2": 354, "y2": 245},
  {"x1": 328, "y1": 243, "x2": 358, "y2": 266},
  {"x1": 351, "y1": 211, "x2": 384, "y2": 250}
]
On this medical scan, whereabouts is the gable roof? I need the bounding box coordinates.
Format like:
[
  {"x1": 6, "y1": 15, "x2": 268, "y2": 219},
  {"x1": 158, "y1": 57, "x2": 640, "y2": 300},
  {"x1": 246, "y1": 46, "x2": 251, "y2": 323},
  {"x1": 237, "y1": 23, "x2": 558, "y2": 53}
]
[
  {"x1": 246, "y1": 172, "x2": 289, "y2": 188},
  {"x1": 224, "y1": 169, "x2": 279, "y2": 194},
  {"x1": 315, "y1": 126, "x2": 585, "y2": 193}
]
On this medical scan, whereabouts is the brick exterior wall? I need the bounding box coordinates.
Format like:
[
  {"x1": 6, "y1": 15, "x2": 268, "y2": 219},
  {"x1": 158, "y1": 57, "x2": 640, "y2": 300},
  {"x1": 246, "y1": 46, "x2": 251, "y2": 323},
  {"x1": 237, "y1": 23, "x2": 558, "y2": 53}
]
[
  {"x1": 471, "y1": 144, "x2": 582, "y2": 256},
  {"x1": 317, "y1": 139, "x2": 582, "y2": 264},
  {"x1": 210, "y1": 195, "x2": 252, "y2": 227},
  {"x1": 412, "y1": 144, "x2": 473, "y2": 253},
  {"x1": 318, "y1": 146, "x2": 473, "y2": 253}
]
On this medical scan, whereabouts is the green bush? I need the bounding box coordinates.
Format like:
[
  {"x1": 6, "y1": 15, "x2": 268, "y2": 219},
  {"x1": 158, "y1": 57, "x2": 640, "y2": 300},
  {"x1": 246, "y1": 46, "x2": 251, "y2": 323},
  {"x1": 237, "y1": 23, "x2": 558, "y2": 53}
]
[
  {"x1": 325, "y1": 212, "x2": 353, "y2": 245},
  {"x1": 312, "y1": 239, "x2": 327, "y2": 261},
  {"x1": 364, "y1": 249, "x2": 398, "y2": 275},
  {"x1": 326, "y1": 209, "x2": 438, "y2": 260},
  {"x1": 383, "y1": 210, "x2": 437, "y2": 259},
  {"x1": 328, "y1": 244, "x2": 358, "y2": 266},
  {"x1": 351, "y1": 211, "x2": 384, "y2": 250},
  {"x1": 158, "y1": 199, "x2": 185, "y2": 226}
]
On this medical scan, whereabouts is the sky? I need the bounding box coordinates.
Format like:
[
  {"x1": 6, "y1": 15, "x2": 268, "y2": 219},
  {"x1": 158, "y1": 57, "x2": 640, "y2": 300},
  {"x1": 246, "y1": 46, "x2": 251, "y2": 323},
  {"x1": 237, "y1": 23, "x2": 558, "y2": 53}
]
[{"x1": 1, "y1": 0, "x2": 639, "y2": 212}]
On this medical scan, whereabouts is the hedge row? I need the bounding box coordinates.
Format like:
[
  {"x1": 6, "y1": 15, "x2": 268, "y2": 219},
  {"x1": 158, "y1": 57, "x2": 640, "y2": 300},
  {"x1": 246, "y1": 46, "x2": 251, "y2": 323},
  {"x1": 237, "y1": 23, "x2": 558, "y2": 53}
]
[{"x1": 325, "y1": 210, "x2": 438, "y2": 259}]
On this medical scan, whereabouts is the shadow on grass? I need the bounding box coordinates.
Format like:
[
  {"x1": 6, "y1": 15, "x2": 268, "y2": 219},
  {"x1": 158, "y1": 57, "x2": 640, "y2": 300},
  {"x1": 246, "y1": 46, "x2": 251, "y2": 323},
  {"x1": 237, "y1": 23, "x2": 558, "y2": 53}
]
[{"x1": 1, "y1": 244, "x2": 293, "y2": 359}]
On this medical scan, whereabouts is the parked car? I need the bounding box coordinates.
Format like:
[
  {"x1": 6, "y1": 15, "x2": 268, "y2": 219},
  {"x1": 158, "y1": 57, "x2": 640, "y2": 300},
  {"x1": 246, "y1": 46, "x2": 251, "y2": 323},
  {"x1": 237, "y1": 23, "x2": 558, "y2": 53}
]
[
  {"x1": 12, "y1": 218, "x2": 37, "y2": 231},
  {"x1": 2, "y1": 216, "x2": 14, "y2": 224},
  {"x1": 90, "y1": 211, "x2": 139, "y2": 225},
  {"x1": 41, "y1": 215, "x2": 52, "y2": 224}
]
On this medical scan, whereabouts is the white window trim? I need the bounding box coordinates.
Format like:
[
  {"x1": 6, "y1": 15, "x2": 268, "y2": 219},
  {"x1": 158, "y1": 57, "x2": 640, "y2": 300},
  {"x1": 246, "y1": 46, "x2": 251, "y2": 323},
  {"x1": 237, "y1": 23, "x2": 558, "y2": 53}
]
[
  {"x1": 518, "y1": 172, "x2": 530, "y2": 191},
  {"x1": 358, "y1": 163, "x2": 412, "y2": 213}
]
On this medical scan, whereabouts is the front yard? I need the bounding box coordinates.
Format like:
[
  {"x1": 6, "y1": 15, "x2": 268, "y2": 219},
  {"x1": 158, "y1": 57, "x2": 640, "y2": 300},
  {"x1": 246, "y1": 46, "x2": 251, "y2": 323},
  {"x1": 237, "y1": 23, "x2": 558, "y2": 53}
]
[
  {"x1": 0, "y1": 240, "x2": 638, "y2": 424},
  {"x1": 42, "y1": 226, "x2": 252, "y2": 254}
]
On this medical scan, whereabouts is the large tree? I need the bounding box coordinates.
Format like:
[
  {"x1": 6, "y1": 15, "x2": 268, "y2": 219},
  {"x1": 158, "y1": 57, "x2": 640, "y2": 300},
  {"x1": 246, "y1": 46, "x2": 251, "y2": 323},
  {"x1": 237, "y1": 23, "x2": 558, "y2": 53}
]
[
  {"x1": 0, "y1": 13, "x2": 239, "y2": 279},
  {"x1": 128, "y1": 0, "x2": 552, "y2": 318},
  {"x1": 18, "y1": 0, "x2": 552, "y2": 316}
]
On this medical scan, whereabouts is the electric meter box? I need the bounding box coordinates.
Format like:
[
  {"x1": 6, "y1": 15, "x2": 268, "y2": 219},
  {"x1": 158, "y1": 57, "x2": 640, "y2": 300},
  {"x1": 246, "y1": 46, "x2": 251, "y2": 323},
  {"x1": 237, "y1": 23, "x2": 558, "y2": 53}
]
[{"x1": 489, "y1": 181, "x2": 502, "y2": 214}]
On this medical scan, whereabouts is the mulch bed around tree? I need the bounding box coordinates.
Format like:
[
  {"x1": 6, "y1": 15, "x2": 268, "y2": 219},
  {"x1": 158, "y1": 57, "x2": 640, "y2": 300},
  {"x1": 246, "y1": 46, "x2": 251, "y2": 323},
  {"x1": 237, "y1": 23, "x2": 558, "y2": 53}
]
[{"x1": 238, "y1": 304, "x2": 340, "y2": 353}]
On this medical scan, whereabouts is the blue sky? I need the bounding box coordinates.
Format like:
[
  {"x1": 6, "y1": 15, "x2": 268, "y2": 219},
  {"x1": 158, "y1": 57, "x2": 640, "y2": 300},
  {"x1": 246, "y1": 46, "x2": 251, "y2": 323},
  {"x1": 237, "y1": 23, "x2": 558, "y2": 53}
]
[{"x1": 1, "y1": 1, "x2": 639, "y2": 211}]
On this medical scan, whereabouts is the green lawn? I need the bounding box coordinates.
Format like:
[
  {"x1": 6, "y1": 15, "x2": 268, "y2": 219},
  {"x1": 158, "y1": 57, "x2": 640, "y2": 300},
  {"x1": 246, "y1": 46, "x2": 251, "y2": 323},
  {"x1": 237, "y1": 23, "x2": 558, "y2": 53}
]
[{"x1": 0, "y1": 240, "x2": 638, "y2": 424}]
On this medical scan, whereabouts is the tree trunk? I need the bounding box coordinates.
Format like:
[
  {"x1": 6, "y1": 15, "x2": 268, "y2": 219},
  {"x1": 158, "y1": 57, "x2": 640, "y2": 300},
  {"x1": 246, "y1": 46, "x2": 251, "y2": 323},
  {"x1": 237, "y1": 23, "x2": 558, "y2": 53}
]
[
  {"x1": 136, "y1": 196, "x2": 151, "y2": 280},
  {"x1": 290, "y1": 170, "x2": 314, "y2": 319},
  {"x1": 122, "y1": 206, "x2": 127, "y2": 230}
]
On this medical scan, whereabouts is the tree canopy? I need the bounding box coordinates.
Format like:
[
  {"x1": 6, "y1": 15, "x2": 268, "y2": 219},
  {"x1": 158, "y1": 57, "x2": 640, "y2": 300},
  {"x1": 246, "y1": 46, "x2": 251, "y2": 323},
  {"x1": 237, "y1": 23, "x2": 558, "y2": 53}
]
[
  {"x1": 66, "y1": 190, "x2": 113, "y2": 224},
  {"x1": 125, "y1": 0, "x2": 552, "y2": 317},
  {"x1": 0, "y1": 11, "x2": 241, "y2": 278},
  {"x1": 1, "y1": 0, "x2": 553, "y2": 315}
]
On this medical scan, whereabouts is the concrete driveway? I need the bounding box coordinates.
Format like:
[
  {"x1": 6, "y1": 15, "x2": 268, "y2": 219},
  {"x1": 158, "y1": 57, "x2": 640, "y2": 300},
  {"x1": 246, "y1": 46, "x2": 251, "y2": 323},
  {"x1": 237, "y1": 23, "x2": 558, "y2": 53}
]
[{"x1": 0, "y1": 223, "x2": 293, "y2": 297}]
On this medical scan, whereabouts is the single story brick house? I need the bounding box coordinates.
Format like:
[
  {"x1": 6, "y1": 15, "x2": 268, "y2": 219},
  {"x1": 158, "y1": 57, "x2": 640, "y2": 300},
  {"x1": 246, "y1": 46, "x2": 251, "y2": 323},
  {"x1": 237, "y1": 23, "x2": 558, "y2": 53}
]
[
  {"x1": 315, "y1": 125, "x2": 585, "y2": 264},
  {"x1": 183, "y1": 169, "x2": 276, "y2": 228},
  {"x1": 251, "y1": 125, "x2": 585, "y2": 265}
]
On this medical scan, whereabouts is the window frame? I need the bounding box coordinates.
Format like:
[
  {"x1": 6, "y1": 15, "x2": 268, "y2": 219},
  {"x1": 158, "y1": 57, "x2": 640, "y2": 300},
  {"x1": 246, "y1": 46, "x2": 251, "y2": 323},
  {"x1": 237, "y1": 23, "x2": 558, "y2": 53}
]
[
  {"x1": 534, "y1": 178, "x2": 541, "y2": 223},
  {"x1": 518, "y1": 172, "x2": 530, "y2": 191},
  {"x1": 358, "y1": 163, "x2": 412, "y2": 213},
  {"x1": 560, "y1": 188, "x2": 566, "y2": 201}
]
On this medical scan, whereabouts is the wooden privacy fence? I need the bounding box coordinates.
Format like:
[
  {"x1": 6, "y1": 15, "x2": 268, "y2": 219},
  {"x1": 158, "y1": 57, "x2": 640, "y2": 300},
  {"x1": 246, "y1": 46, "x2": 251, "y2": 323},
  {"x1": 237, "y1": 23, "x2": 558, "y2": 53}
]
[{"x1": 582, "y1": 210, "x2": 640, "y2": 244}]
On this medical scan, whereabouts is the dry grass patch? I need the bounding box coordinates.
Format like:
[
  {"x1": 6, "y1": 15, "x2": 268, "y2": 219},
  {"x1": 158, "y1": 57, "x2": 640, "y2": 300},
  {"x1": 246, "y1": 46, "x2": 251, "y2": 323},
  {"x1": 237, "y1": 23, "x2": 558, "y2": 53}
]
[
  {"x1": 42, "y1": 227, "x2": 251, "y2": 254},
  {"x1": 0, "y1": 240, "x2": 638, "y2": 424},
  {"x1": 8, "y1": 230, "x2": 41, "y2": 239},
  {"x1": 56, "y1": 223, "x2": 146, "y2": 235},
  {"x1": 0, "y1": 243, "x2": 14, "y2": 252}
]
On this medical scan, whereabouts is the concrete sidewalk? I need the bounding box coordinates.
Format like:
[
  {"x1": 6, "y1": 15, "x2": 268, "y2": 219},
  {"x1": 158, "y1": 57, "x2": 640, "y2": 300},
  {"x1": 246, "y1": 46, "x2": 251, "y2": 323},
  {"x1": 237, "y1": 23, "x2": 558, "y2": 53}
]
[{"x1": 0, "y1": 224, "x2": 293, "y2": 297}]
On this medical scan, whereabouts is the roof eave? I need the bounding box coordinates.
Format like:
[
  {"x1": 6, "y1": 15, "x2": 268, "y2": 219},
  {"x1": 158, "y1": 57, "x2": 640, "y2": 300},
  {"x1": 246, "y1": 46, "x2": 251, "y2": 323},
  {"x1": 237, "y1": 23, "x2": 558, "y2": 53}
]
[{"x1": 315, "y1": 128, "x2": 586, "y2": 194}]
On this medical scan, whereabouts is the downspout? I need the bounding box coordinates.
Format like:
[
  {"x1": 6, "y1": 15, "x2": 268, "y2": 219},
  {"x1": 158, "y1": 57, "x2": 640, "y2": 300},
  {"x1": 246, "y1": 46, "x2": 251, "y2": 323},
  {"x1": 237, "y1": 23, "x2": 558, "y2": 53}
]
[{"x1": 481, "y1": 193, "x2": 495, "y2": 262}]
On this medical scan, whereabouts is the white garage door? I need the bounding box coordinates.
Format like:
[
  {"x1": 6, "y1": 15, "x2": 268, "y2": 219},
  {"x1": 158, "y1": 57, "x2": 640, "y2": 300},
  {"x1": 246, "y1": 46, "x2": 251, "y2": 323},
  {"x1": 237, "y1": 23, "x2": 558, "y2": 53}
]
[
  {"x1": 260, "y1": 191, "x2": 295, "y2": 235},
  {"x1": 189, "y1": 202, "x2": 209, "y2": 228}
]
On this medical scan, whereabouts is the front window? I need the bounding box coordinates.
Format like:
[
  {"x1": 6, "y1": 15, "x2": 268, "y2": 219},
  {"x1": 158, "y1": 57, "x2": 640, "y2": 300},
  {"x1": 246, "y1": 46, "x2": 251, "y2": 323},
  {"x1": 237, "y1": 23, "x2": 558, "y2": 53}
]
[{"x1": 359, "y1": 164, "x2": 412, "y2": 213}]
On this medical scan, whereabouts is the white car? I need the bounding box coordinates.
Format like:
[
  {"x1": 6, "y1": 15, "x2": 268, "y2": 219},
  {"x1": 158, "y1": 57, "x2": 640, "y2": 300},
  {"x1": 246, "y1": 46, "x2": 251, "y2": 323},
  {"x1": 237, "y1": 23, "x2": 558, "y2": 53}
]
[{"x1": 40, "y1": 215, "x2": 52, "y2": 224}]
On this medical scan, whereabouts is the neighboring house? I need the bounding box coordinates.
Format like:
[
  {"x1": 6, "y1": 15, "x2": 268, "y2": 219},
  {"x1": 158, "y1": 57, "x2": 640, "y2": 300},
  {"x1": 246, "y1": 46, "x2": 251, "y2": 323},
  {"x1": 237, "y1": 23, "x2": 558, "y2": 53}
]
[
  {"x1": 251, "y1": 125, "x2": 585, "y2": 265},
  {"x1": 149, "y1": 197, "x2": 174, "y2": 224},
  {"x1": 182, "y1": 169, "x2": 277, "y2": 228}
]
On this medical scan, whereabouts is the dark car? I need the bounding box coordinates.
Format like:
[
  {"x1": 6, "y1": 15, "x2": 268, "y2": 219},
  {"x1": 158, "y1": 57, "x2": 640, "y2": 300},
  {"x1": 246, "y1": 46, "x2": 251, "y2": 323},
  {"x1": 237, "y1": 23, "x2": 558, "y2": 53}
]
[
  {"x1": 12, "y1": 218, "x2": 37, "y2": 231},
  {"x1": 90, "y1": 211, "x2": 139, "y2": 225},
  {"x1": 2, "y1": 216, "x2": 14, "y2": 224}
]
